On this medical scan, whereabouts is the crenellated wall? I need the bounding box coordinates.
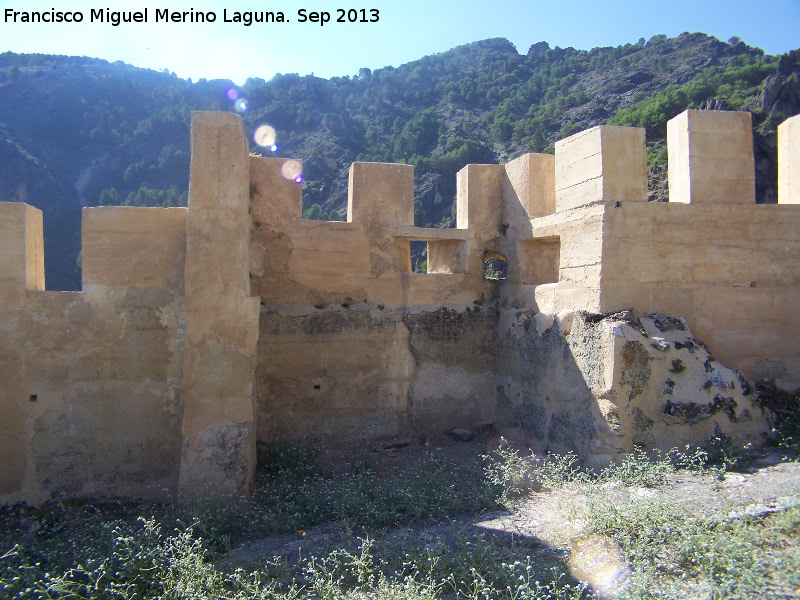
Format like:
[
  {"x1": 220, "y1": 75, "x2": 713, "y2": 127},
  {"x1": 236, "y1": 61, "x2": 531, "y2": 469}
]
[
  {"x1": 0, "y1": 204, "x2": 187, "y2": 504},
  {"x1": 1, "y1": 109, "x2": 800, "y2": 504}
]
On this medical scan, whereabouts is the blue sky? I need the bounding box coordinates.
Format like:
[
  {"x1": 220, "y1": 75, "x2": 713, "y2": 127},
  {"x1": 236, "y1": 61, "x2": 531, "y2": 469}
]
[{"x1": 1, "y1": 0, "x2": 798, "y2": 84}]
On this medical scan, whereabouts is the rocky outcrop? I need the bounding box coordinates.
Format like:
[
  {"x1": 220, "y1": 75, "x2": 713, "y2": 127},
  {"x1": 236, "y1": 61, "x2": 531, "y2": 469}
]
[{"x1": 755, "y1": 49, "x2": 800, "y2": 203}]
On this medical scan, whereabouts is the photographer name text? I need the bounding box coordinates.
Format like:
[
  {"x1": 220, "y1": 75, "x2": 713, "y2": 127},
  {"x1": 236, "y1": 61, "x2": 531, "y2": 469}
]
[{"x1": 3, "y1": 7, "x2": 380, "y2": 27}]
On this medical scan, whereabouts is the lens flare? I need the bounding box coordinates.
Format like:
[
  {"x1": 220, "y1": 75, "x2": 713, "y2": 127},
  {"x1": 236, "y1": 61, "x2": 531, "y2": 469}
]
[
  {"x1": 281, "y1": 159, "x2": 303, "y2": 184},
  {"x1": 226, "y1": 87, "x2": 239, "y2": 101},
  {"x1": 234, "y1": 98, "x2": 249, "y2": 113},
  {"x1": 568, "y1": 535, "x2": 630, "y2": 597},
  {"x1": 270, "y1": 144, "x2": 278, "y2": 153},
  {"x1": 254, "y1": 124, "x2": 277, "y2": 148}
]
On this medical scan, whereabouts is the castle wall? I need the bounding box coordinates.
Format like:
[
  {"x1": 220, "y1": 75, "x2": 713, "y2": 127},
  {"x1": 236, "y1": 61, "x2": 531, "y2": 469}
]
[
  {"x1": 0, "y1": 204, "x2": 186, "y2": 505},
  {"x1": 601, "y1": 202, "x2": 800, "y2": 390},
  {"x1": 2, "y1": 107, "x2": 800, "y2": 504},
  {"x1": 248, "y1": 152, "x2": 502, "y2": 445},
  {"x1": 598, "y1": 110, "x2": 800, "y2": 390},
  {"x1": 493, "y1": 111, "x2": 798, "y2": 463}
]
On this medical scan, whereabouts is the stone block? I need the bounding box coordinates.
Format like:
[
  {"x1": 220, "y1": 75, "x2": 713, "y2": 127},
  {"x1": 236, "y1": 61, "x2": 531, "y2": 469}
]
[
  {"x1": 456, "y1": 163, "x2": 504, "y2": 232},
  {"x1": 555, "y1": 126, "x2": 647, "y2": 211},
  {"x1": 667, "y1": 109, "x2": 755, "y2": 204},
  {"x1": 0, "y1": 202, "x2": 44, "y2": 296},
  {"x1": 249, "y1": 156, "x2": 303, "y2": 224},
  {"x1": 347, "y1": 162, "x2": 414, "y2": 227},
  {"x1": 503, "y1": 153, "x2": 555, "y2": 222},
  {"x1": 778, "y1": 114, "x2": 800, "y2": 204}
]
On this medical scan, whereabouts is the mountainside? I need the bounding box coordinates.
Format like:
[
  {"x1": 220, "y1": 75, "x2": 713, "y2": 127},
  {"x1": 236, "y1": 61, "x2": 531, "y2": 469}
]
[{"x1": 0, "y1": 33, "x2": 798, "y2": 290}]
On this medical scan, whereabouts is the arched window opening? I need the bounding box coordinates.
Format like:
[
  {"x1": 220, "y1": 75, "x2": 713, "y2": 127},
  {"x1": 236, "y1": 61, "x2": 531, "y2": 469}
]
[{"x1": 484, "y1": 251, "x2": 507, "y2": 280}]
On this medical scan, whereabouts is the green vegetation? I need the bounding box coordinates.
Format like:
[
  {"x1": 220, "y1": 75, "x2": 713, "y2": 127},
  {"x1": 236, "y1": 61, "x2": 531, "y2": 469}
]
[
  {"x1": 2, "y1": 428, "x2": 798, "y2": 599},
  {"x1": 669, "y1": 359, "x2": 686, "y2": 374},
  {"x1": 609, "y1": 53, "x2": 777, "y2": 136},
  {"x1": 303, "y1": 203, "x2": 331, "y2": 220},
  {"x1": 0, "y1": 34, "x2": 793, "y2": 291}
]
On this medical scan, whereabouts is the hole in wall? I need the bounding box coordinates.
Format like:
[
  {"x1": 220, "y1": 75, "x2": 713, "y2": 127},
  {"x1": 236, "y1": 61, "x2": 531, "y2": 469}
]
[
  {"x1": 402, "y1": 238, "x2": 466, "y2": 274},
  {"x1": 410, "y1": 241, "x2": 428, "y2": 273},
  {"x1": 313, "y1": 384, "x2": 321, "y2": 390},
  {"x1": 484, "y1": 251, "x2": 507, "y2": 280},
  {"x1": 29, "y1": 394, "x2": 37, "y2": 402}
]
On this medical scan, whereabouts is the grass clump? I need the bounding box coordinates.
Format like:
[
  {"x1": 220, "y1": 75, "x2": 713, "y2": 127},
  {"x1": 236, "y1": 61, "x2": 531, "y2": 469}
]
[
  {"x1": 485, "y1": 439, "x2": 800, "y2": 599},
  {"x1": 584, "y1": 500, "x2": 800, "y2": 599}
]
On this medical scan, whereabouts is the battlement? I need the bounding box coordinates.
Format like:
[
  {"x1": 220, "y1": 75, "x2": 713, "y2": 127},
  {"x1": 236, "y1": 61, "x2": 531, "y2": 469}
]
[
  {"x1": 3, "y1": 111, "x2": 798, "y2": 309},
  {"x1": 1, "y1": 109, "x2": 800, "y2": 505}
]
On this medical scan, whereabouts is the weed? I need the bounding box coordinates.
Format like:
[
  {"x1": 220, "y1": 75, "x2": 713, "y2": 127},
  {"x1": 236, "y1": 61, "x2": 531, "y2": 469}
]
[
  {"x1": 1, "y1": 440, "x2": 797, "y2": 600},
  {"x1": 701, "y1": 428, "x2": 756, "y2": 471},
  {"x1": 669, "y1": 359, "x2": 686, "y2": 374},
  {"x1": 596, "y1": 447, "x2": 675, "y2": 487}
]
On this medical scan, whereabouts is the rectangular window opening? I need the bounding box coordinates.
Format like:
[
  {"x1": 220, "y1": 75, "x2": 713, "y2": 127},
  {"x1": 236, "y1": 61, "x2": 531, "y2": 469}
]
[
  {"x1": 518, "y1": 236, "x2": 561, "y2": 284},
  {"x1": 410, "y1": 241, "x2": 428, "y2": 273}
]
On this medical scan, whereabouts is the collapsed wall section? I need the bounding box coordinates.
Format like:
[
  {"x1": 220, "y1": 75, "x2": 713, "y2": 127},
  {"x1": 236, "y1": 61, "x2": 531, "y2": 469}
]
[{"x1": 495, "y1": 309, "x2": 769, "y2": 470}]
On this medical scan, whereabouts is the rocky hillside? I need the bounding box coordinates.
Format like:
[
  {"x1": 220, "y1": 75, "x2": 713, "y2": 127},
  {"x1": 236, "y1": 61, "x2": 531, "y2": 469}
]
[{"x1": 0, "y1": 33, "x2": 798, "y2": 290}]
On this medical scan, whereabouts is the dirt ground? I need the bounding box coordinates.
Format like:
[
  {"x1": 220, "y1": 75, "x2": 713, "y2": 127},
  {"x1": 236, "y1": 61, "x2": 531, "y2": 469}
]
[{"x1": 226, "y1": 434, "x2": 800, "y2": 583}]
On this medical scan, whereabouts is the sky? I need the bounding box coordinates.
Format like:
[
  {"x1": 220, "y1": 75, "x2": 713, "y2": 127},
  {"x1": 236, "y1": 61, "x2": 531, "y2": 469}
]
[{"x1": 0, "y1": 0, "x2": 798, "y2": 84}]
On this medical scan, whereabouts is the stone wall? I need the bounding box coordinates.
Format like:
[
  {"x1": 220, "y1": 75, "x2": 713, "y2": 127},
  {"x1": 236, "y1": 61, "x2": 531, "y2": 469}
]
[
  {"x1": 0, "y1": 204, "x2": 187, "y2": 505},
  {"x1": 1, "y1": 109, "x2": 799, "y2": 504}
]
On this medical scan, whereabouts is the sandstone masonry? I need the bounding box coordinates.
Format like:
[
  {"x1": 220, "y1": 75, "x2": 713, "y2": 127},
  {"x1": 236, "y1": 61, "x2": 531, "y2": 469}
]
[{"x1": 1, "y1": 110, "x2": 799, "y2": 504}]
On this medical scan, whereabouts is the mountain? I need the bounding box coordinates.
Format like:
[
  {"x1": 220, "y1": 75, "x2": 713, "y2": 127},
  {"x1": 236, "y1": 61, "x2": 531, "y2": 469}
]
[{"x1": 0, "y1": 33, "x2": 798, "y2": 290}]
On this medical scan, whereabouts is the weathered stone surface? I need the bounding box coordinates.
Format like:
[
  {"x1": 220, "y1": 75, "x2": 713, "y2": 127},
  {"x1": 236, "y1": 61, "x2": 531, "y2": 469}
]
[
  {"x1": 2, "y1": 110, "x2": 799, "y2": 504},
  {"x1": 494, "y1": 309, "x2": 769, "y2": 470},
  {"x1": 779, "y1": 114, "x2": 800, "y2": 204},
  {"x1": 179, "y1": 111, "x2": 260, "y2": 497},
  {"x1": 668, "y1": 109, "x2": 755, "y2": 204}
]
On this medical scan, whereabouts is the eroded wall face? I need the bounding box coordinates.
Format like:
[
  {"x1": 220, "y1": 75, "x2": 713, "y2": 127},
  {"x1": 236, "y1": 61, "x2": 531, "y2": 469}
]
[
  {"x1": 494, "y1": 309, "x2": 597, "y2": 460},
  {"x1": 0, "y1": 205, "x2": 187, "y2": 505},
  {"x1": 494, "y1": 310, "x2": 769, "y2": 469},
  {"x1": 404, "y1": 308, "x2": 498, "y2": 431},
  {"x1": 255, "y1": 307, "x2": 499, "y2": 445},
  {"x1": 256, "y1": 311, "x2": 414, "y2": 442},
  {"x1": 248, "y1": 156, "x2": 504, "y2": 444}
]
